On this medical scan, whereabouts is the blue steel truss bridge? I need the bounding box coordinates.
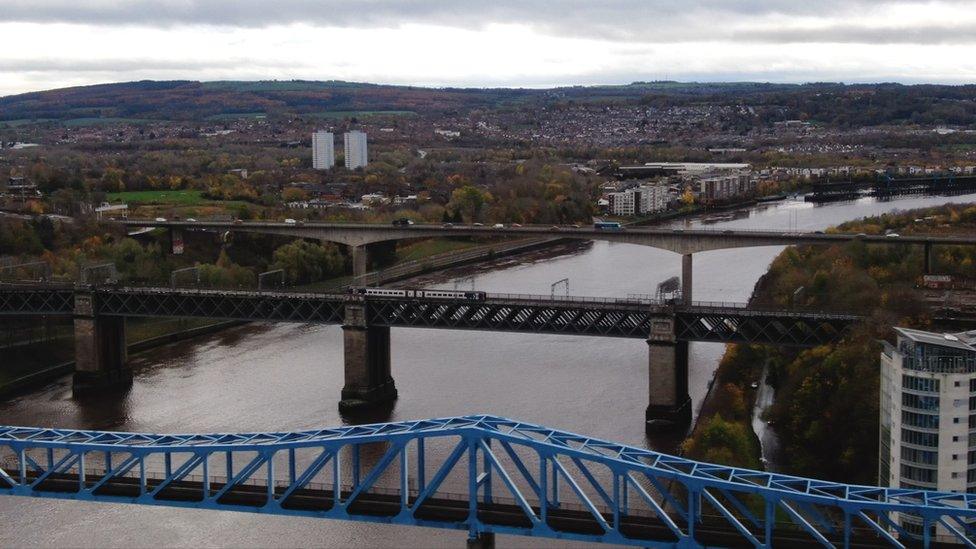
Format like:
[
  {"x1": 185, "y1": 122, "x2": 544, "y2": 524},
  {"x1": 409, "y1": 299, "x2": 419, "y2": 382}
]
[{"x1": 1, "y1": 415, "x2": 973, "y2": 548}]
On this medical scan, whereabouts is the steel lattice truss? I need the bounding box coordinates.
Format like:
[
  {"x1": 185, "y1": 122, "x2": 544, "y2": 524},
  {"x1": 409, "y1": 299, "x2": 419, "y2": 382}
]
[
  {"x1": 0, "y1": 415, "x2": 972, "y2": 547},
  {"x1": 675, "y1": 308, "x2": 859, "y2": 347},
  {"x1": 366, "y1": 298, "x2": 654, "y2": 338},
  {"x1": 94, "y1": 288, "x2": 347, "y2": 324},
  {"x1": 0, "y1": 287, "x2": 860, "y2": 345},
  {"x1": 0, "y1": 286, "x2": 73, "y2": 316}
]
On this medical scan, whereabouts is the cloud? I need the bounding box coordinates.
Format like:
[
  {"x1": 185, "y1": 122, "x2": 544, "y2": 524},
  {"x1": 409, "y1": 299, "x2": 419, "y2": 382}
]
[
  {"x1": 0, "y1": 58, "x2": 304, "y2": 73},
  {"x1": 4, "y1": 0, "x2": 976, "y2": 44}
]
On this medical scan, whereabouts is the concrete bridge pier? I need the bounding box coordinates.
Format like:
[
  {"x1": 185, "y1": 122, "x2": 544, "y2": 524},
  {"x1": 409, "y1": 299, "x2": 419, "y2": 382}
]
[
  {"x1": 339, "y1": 301, "x2": 397, "y2": 411},
  {"x1": 645, "y1": 317, "x2": 691, "y2": 434},
  {"x1": 72, "y1": 292, "x2": 132, "y2": 393},
  {"x1": 681, "y1": 253, "x2": 693, "y2": 305},
  {"x1": 351, "y1": 245, "x2": 369, "y2": 281}
]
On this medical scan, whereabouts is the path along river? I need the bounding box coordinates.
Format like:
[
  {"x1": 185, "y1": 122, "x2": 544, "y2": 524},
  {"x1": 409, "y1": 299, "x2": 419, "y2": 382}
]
[{"x1": 3, "y1": 193, "x2": 976, "y2": 547}]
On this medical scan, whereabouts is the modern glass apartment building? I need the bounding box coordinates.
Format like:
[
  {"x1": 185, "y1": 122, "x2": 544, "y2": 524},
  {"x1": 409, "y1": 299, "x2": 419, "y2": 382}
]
[{"x1": 880, "y1": 327, "x2": 976, "y2": 541}]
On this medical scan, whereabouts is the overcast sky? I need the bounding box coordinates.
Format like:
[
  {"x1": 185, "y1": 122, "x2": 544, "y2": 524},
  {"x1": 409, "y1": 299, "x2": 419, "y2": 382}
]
[{"x1": 2, "y1": 0, "x2": 976, "y2": 96}]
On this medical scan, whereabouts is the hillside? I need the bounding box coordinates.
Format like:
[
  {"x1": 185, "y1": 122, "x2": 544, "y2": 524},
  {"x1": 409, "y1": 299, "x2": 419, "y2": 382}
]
[{"x1": 3, "y1": 80, "x2": 976, "y2": 127}]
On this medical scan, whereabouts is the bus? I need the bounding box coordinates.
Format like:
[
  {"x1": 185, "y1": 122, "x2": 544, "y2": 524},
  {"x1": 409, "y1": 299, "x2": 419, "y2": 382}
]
[{"x1": 593, "y1": 221, "x2": 623, "y2": 231}]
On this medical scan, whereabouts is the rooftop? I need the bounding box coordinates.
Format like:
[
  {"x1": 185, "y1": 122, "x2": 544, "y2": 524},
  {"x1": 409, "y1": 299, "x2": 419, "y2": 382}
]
[{"x1": 894, "y1": 326, "x2": 976, "y2": 352}]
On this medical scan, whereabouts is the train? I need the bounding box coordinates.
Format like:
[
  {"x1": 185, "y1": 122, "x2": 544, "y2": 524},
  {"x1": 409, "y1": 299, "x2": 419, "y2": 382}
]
[{"x1": 348, "y1": 287, "x2": 488, "y2": 301}]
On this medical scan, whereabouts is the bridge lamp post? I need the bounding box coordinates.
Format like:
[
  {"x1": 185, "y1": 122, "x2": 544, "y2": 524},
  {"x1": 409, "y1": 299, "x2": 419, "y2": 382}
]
[
  {"x1": 258, "y1": 269, "x2": 286, "y2": 292},
  {"x1": 79, "y1": 262, "x2": 118, "y2": 285},
  {"x1": 170, "y1": 266, "x2": 201, "y2": 289},
  {"x1": 551, "y1": 278, "x2": 569, "y2": 298}
]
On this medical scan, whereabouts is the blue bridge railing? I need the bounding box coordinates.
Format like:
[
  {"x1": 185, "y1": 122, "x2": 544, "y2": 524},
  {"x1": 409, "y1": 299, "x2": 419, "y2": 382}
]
[{"x1": 1, "y1": 415, "x2": 974, "y2": 547}]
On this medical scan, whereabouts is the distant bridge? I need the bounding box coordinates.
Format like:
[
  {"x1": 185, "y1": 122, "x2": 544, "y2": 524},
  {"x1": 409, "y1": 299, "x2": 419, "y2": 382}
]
[
  {"x1": 1, "y1": 415, "x2": 972, "y2": 547},
  {"x1": 117, "y1": 220, "x2": 975, "y2": 302},
  {"x1": 0, "y1": 284, "x2": 858, "y2": 432},
  {"x1": 808, "y1": 174, "x2": 976, "y2": 203}
]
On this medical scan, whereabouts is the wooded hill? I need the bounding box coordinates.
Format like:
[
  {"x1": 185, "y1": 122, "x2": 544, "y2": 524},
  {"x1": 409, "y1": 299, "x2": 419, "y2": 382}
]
[{"x1": 4, "y1": 80, "x2": 976, "y2": 127}]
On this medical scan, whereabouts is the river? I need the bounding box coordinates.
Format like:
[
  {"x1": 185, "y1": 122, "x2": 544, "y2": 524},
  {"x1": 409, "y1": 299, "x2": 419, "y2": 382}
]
[{"x1": 3, "y1": 193, "x2": 975, "y2": 547}]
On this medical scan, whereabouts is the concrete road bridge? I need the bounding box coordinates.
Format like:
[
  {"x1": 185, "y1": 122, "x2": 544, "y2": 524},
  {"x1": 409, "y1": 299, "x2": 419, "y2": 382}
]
[
  {"x1": 0, "y1": 284, "x2": 859, "y2": 432},
  {"x1": 118, "y1": 219, "x2": 976, "y2": 303},
  {"x1": 1, "y1": 414, "x2": 973, "y2": 547}
]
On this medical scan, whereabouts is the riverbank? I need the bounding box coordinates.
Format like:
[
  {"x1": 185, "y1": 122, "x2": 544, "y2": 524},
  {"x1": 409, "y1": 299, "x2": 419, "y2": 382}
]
[{"x1": 683, "y1": 200, "x2": 976, "y2": 485}]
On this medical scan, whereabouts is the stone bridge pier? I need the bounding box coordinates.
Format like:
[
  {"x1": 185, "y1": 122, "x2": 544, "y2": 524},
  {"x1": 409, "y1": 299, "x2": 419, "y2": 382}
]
[
  {"x1": 72, "y1": 292, "x2": 132, "y2": 393},
  {"x1": 645, "y1": 316, "x2": 691, "y2": 433},
  {"x1": 339, "y1": 300, "x2": 398, "y2": 411}
]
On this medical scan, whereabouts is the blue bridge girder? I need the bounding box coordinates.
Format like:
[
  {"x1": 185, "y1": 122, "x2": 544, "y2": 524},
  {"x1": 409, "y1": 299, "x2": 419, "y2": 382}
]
[
  {"x1": 0, "y1": 285, "x2": 860, "y2": 346},
  {"x1": 1, "y1": 415, "x2": 973, "y2": 547}
]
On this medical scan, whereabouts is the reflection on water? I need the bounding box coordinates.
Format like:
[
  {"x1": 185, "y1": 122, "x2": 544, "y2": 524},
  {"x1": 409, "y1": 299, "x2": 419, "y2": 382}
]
[{"x1": 3, "y1": 193, "x2": 975, "y2": 547}]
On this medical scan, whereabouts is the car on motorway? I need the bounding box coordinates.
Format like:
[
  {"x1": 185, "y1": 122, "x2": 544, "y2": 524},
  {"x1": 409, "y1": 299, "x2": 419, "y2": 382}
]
[
  {"x1": 186, "y1": 218, "x2": 197, "y2": 222},
  {"x1": 549, "y1": 225, "x2": 560, "y2": 231},
  {"x1": 392, "y1": 217, "x2": 414, "y2": 226},
  {"x1": 234, "y1": 219, "x2": 243, "y2": 225},
  {"x1": 284, "y1": 218, "x2": 297, "y2": 224},
  {"x1": 570, "y1": 224, "x2": 581, "y2": 229},
  {"x1": 442, "y1": 222, "x2": 454, "y2": 228},
  {"x1": 493, "y1": 223, "x2": 505, "y2": 228},
  {"x1": 511, "y1": 223, "x2": 523, "y2": 228},
  {"x1": 155, "y1": 217, "x2": 167, "y2": 222},
  {"x1": 472, "y1": 222, "x2": 484, "y2": 227},
  {"x1": 886, "y1": 232, "x2": 900, "y2": 238}
]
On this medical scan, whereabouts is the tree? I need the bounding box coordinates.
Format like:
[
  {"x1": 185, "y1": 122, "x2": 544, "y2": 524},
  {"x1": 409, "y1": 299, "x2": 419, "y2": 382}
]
[
  {"x1": 448, "y1": 185, "x2": 493, "y2": 223},
  {"x1": 681, "y1": 415, "x2": 757, "y2": 468},
  {"x1": 270, "y1": 240, "x2": 345, "y2": 284},
  {"x1": 281, "y1": 187, "x2": 308, "y2": 203}
]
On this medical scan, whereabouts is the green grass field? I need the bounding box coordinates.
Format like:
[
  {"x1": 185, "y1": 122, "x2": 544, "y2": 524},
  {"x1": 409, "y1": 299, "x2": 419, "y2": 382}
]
[
  {"x1": 395, "y1": 239, "x2": 479, "y2": 262},
  {"x1": 106, "y1": 190, "x2": 206, "y2": 205}
]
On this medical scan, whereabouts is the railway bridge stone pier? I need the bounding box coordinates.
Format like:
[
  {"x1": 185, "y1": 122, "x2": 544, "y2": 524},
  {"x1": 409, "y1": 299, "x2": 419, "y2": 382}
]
[
  {"x1": 71, "y1": 291, "x2": 131, "y2": 393},
  {"x1": 339, "y1": 300, "x2": 397, "y2": 411},
  {"x1": 645, "y1": 316, "x2": 691, "y2": 431}
]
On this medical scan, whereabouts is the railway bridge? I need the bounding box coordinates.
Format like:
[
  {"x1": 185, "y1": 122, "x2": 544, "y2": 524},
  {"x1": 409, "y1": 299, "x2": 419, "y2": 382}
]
[
  {"x1": 1, "y1": 414, "x2": 974, "y2": 547},
  {"x1": 0, "y1": 285, "x2": 859, "y2": 432}
]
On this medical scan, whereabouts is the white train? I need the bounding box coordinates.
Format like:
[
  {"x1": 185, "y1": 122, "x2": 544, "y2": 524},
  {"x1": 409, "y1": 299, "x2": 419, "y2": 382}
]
[{"x1": 348, "y1": 287, "x2": 487, "y2": 301}]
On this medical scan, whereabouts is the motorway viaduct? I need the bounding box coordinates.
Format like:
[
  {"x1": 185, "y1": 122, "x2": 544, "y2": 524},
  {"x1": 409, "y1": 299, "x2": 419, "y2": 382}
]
[
  {"x1": 0, "y1": 285, "x2": 858, "y2": 433},
  {"x1": 119, "y1": 219, "x2": 976, "y2": 304}
]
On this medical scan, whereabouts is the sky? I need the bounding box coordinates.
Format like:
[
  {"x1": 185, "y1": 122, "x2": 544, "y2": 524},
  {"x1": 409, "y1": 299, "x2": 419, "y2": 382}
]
[{"x1": 2, "y1": 0, "x2": 976, "y2": 96}]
